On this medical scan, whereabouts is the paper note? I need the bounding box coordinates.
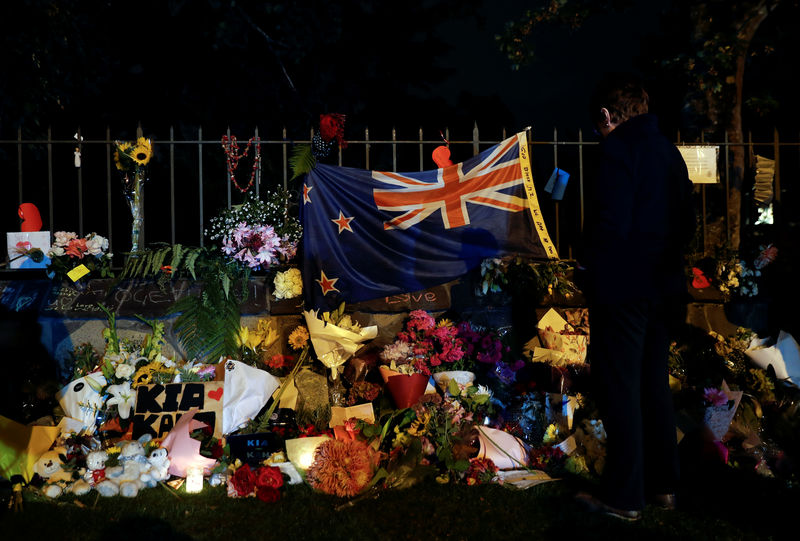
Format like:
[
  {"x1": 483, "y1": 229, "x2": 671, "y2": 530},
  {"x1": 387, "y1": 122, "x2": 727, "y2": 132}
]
[
  {"x1": 67, "y1": 264, "x2": 90, "y2": 281},
  {"x1": 678, "y1": 145, "x2": 718, "y2": 184}
]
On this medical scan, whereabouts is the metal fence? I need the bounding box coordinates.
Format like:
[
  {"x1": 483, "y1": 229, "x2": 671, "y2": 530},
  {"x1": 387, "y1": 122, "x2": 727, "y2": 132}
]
[{"x1": 1, "y1": 124, "x2": 795, "y2": 266}]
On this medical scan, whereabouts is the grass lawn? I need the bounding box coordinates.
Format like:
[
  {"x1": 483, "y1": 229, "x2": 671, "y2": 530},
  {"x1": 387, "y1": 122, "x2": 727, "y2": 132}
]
[{"x1": 3, "y1": 460, "x2": 796, "y2": 541}]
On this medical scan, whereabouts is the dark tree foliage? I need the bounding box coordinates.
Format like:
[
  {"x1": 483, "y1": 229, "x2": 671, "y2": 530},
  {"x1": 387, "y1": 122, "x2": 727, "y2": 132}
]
[{"x1": 1, "y1": 0, "x2": 493, "y2": 138}]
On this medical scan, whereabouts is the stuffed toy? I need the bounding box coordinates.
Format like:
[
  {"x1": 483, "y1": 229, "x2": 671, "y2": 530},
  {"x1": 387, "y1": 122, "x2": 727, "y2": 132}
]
[
  {"x1": 146, "y1": 447, "x2": 171, "y2": 485},
  {"x1": 33, "y1": 447, "x2": 74, "y2": 498},
  {"x1": 106, "y1": 435, "x2": 154, "y2": 497},
  {"x1": 71, "y1": 449, "x2": 119, "y2": 497}
]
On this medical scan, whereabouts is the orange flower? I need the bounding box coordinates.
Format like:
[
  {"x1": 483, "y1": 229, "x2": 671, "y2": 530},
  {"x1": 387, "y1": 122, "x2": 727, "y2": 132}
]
[
  {"x1": 65, "y1": 238, "x2": 88, "y2": 259},
  {"x1": 305, "y1": 439, "x2": 377, "y2": 498}
]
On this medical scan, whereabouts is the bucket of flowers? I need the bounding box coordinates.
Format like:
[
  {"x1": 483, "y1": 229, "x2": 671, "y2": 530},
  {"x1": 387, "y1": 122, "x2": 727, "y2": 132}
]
[{"x1": 379, "y1": 310, "x2": 475, "y2": 407}]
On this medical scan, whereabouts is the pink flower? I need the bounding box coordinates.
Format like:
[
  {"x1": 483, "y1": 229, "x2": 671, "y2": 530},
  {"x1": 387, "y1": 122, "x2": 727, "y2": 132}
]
[{"x1": 704, "y1": 387, "x2": 729, "y2": 407}]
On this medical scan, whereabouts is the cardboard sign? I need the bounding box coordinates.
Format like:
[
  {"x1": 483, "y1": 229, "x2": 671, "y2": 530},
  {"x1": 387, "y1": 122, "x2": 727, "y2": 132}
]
[{"x1": 132, "y1": 382, "x2": 224, "y2": 440}]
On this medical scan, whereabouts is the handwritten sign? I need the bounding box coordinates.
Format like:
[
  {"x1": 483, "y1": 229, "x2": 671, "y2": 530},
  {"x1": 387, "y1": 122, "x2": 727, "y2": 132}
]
[
  {"x1": 33, "y1": 277, "x2": 268, "y2": 318},
  {"x1": 132, "y1": 381, "x2": 224, "y2": 440},
  {"x1": 348, "y1": 282, "x2": 452, "y2": 313}
]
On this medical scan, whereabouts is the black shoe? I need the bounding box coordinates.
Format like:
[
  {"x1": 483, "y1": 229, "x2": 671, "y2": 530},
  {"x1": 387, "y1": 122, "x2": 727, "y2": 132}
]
[
  {"x1": 575, "y1": 492, "x2": 642, "y2": 522},
  {"x1": 649, "y1": 493, "x2": 677, "y2": 510}
]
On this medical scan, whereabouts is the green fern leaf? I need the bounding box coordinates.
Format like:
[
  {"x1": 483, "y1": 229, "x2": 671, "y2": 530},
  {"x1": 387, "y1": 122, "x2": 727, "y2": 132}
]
[{"x1": 289, "y1": 144, "x2": 316, "y2": 181}]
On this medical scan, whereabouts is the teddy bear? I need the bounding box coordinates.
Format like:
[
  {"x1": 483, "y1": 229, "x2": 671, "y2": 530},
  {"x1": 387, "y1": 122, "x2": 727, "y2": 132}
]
[
  {"x1": 146, "y1": 447, "x2": 171, "y2": 485},
  {"x1": 33, "y1": 447, "x2": 74, "y2": 498},
  {"x1": 71, "y1": 449, "x2": 119, "y2": 497},
  {"x1": 106, "y1": 434, "x2": 154, "y2": 497}
]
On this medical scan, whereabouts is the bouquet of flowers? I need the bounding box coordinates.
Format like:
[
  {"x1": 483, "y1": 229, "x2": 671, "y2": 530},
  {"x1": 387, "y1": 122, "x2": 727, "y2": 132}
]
[
  {"x1": 227, "y1": 460, "x2": 285, "y2": 502},
  {"x1": 273, "y1": 267, "x2": 302, "y2": 299},
  {"x1": 713, "y1": 243, "x2": 777, "y2": 299},
  {"x1": 221, "y1": 222, "x2": 282, "y2": 270},
  {"x1": 114, "y1": 137, "x2": 152, "y2": 172},
  {"x1": 206, "y1": 190, "x2": 302, "y2": 263},
  {"x1": 235, "y1": 317, "x2": 280, "y2": 367},
  {"x1": 380, "y1": 310, "x2": 470, "y2": 376},
  {"x1": 46, "y1": 231, "x2": 113, "y2": 281}
]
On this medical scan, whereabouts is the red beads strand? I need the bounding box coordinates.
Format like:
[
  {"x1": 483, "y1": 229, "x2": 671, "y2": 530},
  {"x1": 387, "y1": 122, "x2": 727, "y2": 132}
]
[{"x1": 221, "y1": 135, "x2": 262, "y2": 193}]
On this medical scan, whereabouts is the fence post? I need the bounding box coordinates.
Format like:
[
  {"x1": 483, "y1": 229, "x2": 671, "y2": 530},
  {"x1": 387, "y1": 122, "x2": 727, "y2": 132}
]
[
  {"x1": 76, "y1": 126, "x2": 84, "y2": 237},
  {"x1": 724, "y1": 131, "x2": 730, "y2": 244},
  {"x1": 578, "y1": 128, "x2": 584, "y2": 233},
  {"x1": 365, "y1": 127, "x2": 370, "y2": 170},
  {"x1": 774, "y1": 128, "x2": 780, "y2": 204},
  {"x1": 226, "y1": 127, "x2": 232, "y2": 208},
  {"x1": 553, "y1": 127, "x2": 560, "y2": 256},
  {"x1": 17, "y1": 126, "x2": 23, "y2": 207},
  {"x1": 48, "y1": 127, "x2": 55, "y2": 233},
  {"x1": 392, "y1": 127, "x2": 397, "y2": 172},
  {"x1": 473, "y1": 122, "x2": 479, "y2": 156},
  {"x1": 255, "y1": 126, "x2": 261, "y2": 198},
  {"x1": 170, "y1": 125, "x2": 176, "y2": 245},
  {"x1": 105, "y1": 126, "x2": 113, "y2": 252},
  {"x1": 282, "y1": 127, "x2": 288, "y2": 190},
  {"x1": 198, "y1": 126, "x2": 204, "y2": 247},
  {"x1": 419, "y1": 127, "x2": 424, "y2": 171}
]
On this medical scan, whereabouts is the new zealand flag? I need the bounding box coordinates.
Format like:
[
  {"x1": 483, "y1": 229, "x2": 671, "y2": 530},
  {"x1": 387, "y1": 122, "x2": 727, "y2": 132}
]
[{"x1": 299, "y1": 131, "x2": 557, "y2": 309}]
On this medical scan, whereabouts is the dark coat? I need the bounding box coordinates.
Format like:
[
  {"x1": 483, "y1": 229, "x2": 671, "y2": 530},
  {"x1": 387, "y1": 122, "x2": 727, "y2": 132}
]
[{"x1": 584, "y1": 113, "x2": 696, "y2": 304}]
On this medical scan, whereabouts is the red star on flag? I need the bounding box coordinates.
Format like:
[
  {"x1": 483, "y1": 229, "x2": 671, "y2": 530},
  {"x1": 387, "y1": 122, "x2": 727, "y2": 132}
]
[
  {"x1": 331, "y1": 210, "x2": 354, "y2": 234},
  {"x1": 316, "y1": 270, "x2": 339, "y2": 295},
  {"x1": 303, "y1": 184, "x2": 313, "y2": 204}
]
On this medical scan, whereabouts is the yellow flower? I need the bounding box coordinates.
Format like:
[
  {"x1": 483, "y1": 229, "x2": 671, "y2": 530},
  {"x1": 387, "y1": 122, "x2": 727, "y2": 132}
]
[
  {"x1": 257, "y1": 319, "x2": 280, "y2": 349},
  {"x1": 437, "y1": 318, "x2": 453, "y2": 328},
  {"x1": 407, "y1": 411, "x2": 430, "y2": 437},
  {"x1": 131, "y1": 138, "x2": 152, "y2": 166},
  {"x1": 113, "y1": 142, "x2": 132, "y2": 171},
  {"x1": 288, "y1": 325, "x2": 309, "y2": 350},
  {"x1": 237, "y1": 326, "x2": 262, "y2": 352}
]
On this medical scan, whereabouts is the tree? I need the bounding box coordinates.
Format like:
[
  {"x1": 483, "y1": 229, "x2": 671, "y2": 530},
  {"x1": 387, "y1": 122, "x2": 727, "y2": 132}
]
[{"x1": 497, "y1": 0, "x2": 786, "y2": 250}]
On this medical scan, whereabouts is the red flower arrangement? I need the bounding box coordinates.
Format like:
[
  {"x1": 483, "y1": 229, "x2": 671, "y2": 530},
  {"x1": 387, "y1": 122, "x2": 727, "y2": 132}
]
[
  {"x1": 465, "y1": 457, "x2": 499, "y2": 485},
  {"x1": 380, "y1": 310, "x2": 469, "y2": 376},
  {"x1": 228, "y1": 462, "x2": 285, "y2": 501}
]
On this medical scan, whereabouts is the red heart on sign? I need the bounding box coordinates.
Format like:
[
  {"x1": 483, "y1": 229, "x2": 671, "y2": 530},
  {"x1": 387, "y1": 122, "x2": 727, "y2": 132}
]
[{"x1": 207, "y1": 387, "x2": 224, "y2": 401}]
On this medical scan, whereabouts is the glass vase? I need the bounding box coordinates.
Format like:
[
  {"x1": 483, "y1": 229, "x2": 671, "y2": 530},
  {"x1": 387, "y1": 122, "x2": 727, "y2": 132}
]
[{"x1": 122, "y1": 169, "x2": 146, "y2": 254}]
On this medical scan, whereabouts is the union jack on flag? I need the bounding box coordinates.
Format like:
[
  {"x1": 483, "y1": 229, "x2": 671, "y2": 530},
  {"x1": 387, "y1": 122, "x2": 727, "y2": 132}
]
[
  {"x1": 373, "y1": 136, "x2": 528, "y2": 230},
  {"x1": 300, "y1": 131, "x2": 556, "y2": 309}
]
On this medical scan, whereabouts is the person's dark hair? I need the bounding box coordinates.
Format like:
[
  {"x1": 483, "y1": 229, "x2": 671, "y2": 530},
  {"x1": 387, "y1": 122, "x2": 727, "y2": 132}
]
[{"x1": 590, "y1": 73, "x2": 649, "y2": 125}]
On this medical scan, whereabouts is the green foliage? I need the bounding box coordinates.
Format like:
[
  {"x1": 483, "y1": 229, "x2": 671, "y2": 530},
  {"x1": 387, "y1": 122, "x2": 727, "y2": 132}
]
[
  {"x1": 117, "y1": 243, "x2": 204, "y2": 282},
  {"x1": 478, "y1": 256, "x2": 579, "y2": 303},
  {"x1": 69, "y1": 343, "x2": 101, "y2": 380},
  {"x1": 289, "y1": 144, "x2": 316, "y2": 180}
]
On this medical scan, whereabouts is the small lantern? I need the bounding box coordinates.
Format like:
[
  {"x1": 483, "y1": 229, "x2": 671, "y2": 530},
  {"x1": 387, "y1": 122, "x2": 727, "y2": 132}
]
[
  {"x1": 185, "y1": 466, "x2": 204, "y2": 494},
  {"x1": 285, "y1": 436, "x2": 330, "y2": 472}
]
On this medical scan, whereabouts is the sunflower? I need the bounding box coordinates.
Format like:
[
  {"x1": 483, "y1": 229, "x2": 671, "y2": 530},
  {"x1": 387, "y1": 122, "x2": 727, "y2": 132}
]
[
  {"x1": 113, "y1": 141, "x2": 132, "y2": 171},
  {"x1": 131, "y1": 137, "x2": 153, "y2": 166},
  {"x1": 288, "y1": 325, "x2": 309, "y2": 350}
]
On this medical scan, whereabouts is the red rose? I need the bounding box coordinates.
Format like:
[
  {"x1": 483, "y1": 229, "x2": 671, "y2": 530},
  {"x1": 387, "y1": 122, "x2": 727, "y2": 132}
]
[
  {"x1": 255, "y1": 465, "x2": 284, "y2": 489},
  {"x1": 210, "y1": 440, "x2": 224, "y2": 459},
  {"x1": 256, "y1": 485, "x2": 281, "y2": 503},
  {"x1": 230, "y1": 463, "x2": 256, "y2": 497}
]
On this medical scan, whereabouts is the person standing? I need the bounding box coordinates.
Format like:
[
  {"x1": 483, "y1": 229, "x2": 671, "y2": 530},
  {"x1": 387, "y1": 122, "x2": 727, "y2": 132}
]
[{"x1": 576, "y1": 74, "x2": 696, "y2": 521}]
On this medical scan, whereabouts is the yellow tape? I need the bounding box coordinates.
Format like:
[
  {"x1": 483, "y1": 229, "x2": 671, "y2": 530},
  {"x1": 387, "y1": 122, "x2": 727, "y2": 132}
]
[{"x1": 517, "y1": 131, "x2": 558, "y2": 259}]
